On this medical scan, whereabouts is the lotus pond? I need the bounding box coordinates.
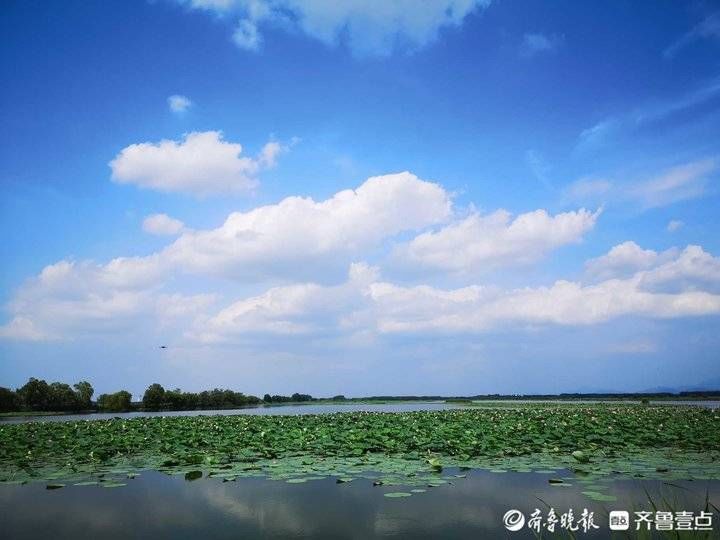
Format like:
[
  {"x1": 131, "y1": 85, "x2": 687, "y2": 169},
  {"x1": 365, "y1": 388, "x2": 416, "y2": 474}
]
[{"x1": 1, "y1": 405, "x2": 719, "y2": 538}]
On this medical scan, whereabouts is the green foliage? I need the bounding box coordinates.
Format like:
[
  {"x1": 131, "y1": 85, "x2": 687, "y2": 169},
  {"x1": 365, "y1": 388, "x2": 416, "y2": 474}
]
[
  {"x1": 142, "y1": 383, "x2": 166, "y2": 410},
  {"x1": 142, "y1": 384, "x2": 261, "y2": 410},
  {"x1": 73, "y1": 381, "x2": 94, "y2": 409},
  {"x1": 263, "y1": 393, "x2": 313, "y2": 403},
  {"x1": 97, "y1": 391, "x2": 132, "y2": 412},
  {"x1": 17, "y1": 378, "x2": 52, "y2": 411},
  {"x1": 14, "y1": 377, "x2": 93, "y2": 412},
  {"x1": 0, "y1": 387, "x2": 19, "y2": 412},
  {"x1": 1, "y1": 405, "x2": 719, "y2": 489}
]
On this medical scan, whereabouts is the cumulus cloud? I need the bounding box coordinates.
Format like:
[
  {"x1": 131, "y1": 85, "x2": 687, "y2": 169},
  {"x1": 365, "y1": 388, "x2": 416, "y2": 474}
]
[
  {"x1": 6, "y1": 163, "x2": 720, "y2": 344},
  {"x1": 0, "y1": 258, "x2": 214, "y2": 341},
  {"x1": 191, "y1": 262, "x2": 378, "y2": 342},
  {"x1": 395, "y1": 208, "x2": 599, "y2": 274},
  {"x1": 162, "y1": 171, "x2": 452, "y2": 278},
  {"x1": 143, "y1": 213, "x2": 186, "y2": 236},
  {"x1": 367, "y1": 245, "x2": 720, "y2": 333},
  {"x1": 176, "y1": 0, "x2": 490, "y2": 56},
  {"x1": 167, "y1": 94, "x2": 192, "y2": 113},
  {"x1": 4, "y1": 240, "x2": 720, "y2": 343},
  {"x1": 189, "y1": 242, "x2": 720, "y2": 341},
  {"x1": 584, "y1": 241, "x2": 678, "y2": 281},
  {"x1": 110, "y1": 131, "x2": 285, "y2": 196},
  {"x1": 0, "y1": 316, "x2": 48, "y2": 341},
  {"x1": 0, "y1": 172, "x2": 451, "y2": 340},
  {"x1": 637, "y1": 245, "x2": 720, "y2": 294}
]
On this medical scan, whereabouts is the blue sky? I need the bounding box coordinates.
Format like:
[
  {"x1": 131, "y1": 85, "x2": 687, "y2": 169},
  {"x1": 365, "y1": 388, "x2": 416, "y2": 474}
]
[{"x1": 1, "y1": 0, "x2": 720, "y2": 398}]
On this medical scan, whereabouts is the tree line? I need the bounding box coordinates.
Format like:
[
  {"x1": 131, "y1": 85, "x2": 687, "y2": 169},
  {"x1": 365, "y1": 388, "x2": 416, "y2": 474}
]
[
  {"x1": 141, "y1": 383, "x2": 262, "y2": 411},
  {"x1": 0, "y1": 378, "x2": 316, "y2": 413},
  {"x1": 0, "y1": 378, "x2": 94, "y2": 413}
]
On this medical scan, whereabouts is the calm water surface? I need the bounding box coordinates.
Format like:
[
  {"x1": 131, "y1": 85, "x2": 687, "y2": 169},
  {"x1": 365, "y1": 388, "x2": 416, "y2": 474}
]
[
  {"x1": 0, "y1": 402, "x2": 466, "y2": 424},
  {"x1": 2, "y1": 400, "x2": 717, "y2": 424},
  {"x1": 1, "y1": 468, "x2": 717, "y2": 539}
]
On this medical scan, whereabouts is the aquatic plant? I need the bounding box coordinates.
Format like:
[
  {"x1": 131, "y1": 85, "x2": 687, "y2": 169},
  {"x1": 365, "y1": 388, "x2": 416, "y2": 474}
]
[{"x1": 0, "y1": 406, "x2": 718, "y2": 489}]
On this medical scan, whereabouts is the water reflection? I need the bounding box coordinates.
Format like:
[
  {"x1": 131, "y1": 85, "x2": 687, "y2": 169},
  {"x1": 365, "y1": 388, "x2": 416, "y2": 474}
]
[{"x1": 1, "y1": 469, "x2": 717, "y2": 539}]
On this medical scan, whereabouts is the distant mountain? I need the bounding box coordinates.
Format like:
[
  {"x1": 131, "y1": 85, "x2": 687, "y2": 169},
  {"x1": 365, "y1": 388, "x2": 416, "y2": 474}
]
[
  {"x1": 640, "y1": 377, "x2": 720, "y2": 394},
  {"x1": 555, "y1": 376, "x2": 720, "y2": 396}
]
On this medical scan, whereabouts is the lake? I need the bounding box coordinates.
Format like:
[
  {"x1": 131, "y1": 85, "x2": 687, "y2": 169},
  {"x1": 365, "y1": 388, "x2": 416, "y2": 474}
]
[
  {"x1": 2, "y1": 404, "x2": 719, "y2": 538},
  {"x1": 1, "y1": 467, "x2": 717, "y2": 539},
  {"x1": 0, "y1": 402, "x2": 466, "y2": 424},
  {"x1": 2, "y1": 399, "x2": 718, "y2": 424}
]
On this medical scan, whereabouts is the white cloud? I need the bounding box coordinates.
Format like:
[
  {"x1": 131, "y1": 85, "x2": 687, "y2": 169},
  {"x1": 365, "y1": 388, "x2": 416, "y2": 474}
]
[
  {"x1": 176, "y1": 0, "x2": 490, "y2": 56},
  {"x1": 667, "y1": 220, "x2": 684, "y2": 232},
  {"x1": 143, "y1": 213, "x2": 186, "y2": 236},
  {"x1": 191, "y1": 262, "x2": 378, "y2": 342},
  {"x1": 584, "y1": 241, "x2": 677, "y2": 281},
  {"x1": 189, "y1": 0, "x2": 235, "y2": 11},
  {"x1": 628, "y1": 158, "x2": 716, "y2": 209},
  {"x1": 0, "y1": 260, "x2": 157, "y2": 340},
  {"x1": 167, "y1": 94, "x2": 192, "y2": 113},
  {"x1": 163, "y1": 171, "x2": 452, "y2": 278},
  {"x1": 368, "y1": 245, "x2": 720, "y2": 333},
  {"x1": 0, "y1": 172, "x2": 451, "y2": 341},
  {"x1": 563, "y1": 158, "x2": 717, "y2": 209},
  {"x1": 575, "y1": 79, "x2": 720, "y2": 150},
  {"x1": 561, "y1": 177, "x2": 612, "y2": 204},
  {"x1": 524, "y1": 149, "x2": 552, "y2": 189},
  {"x1": 8, "y1": 159, "x2": 720, "y2": 345},
  {"x1": 637, "y1": 245, "x2": 720, "y2": 294},
  {"x1": 586, "y1": 243, "x2": 720, "y2": 293},
  {"x1": 110, "y1": 131, "x2": 285, "y2": 196},
  {"x1": 233, "y1": 19, "x2": 262, "y2": 50},
  {"x1": 0, "y1": 258, "x2": 214, "y2": 341},
  {"x1": 0, "y1": 316, "x2": 48, "y2": 341},
  {"x1": 395, "y1": 208, "x2": 599, "y2": 274},
  {"x1": 4, "y1": 239, "x2": 720, "y2": 343},
  {"x1": 664, "y1": 12, "x2": 720, "y2": 59},
  {"x1": 575, "y1": 119, "x2": 619, "y2": 152},
  {"x1": 189, "y1": 243, "x2": 720, "y2": 341},
  {"x1": 520, "y1": 33, "x2": 563, "y2": 57}
]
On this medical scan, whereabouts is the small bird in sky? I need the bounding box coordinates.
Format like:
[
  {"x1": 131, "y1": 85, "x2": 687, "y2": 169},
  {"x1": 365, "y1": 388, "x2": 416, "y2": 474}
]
[{"x1": 159, "y1": 345, "x2": 167, "y2": 349}]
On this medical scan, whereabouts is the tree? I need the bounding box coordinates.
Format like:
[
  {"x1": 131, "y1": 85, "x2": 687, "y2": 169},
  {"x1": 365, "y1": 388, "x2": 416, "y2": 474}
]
[
  {"x1": 17, "y1": 377, "x2": 51, "y2": 411},
  {"x1": 0, "y1": 387, "x2": 18, "y2": 412},
  {"x1": 73, "y1": 381, "x2": 94, "y2": 409},
  {"x1": 98, "y1": 390, "x2": 132, "y2": 412},
  {"x1": 165, "y1": 388, "x2": 186, "y2": 410},
  {"x1": 49, "y1": 382, "x2": 81, "y2": 411},
  {"x1": 142, "y1": 383, "x2": 166, "y2": 410}
]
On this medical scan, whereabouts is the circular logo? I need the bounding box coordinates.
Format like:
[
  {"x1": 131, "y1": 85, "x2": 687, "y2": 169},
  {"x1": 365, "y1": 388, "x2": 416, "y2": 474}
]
[{"x1": 503, "y1": 509, "x2": 526, "y2": 531}]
